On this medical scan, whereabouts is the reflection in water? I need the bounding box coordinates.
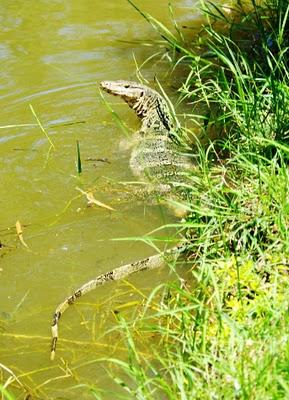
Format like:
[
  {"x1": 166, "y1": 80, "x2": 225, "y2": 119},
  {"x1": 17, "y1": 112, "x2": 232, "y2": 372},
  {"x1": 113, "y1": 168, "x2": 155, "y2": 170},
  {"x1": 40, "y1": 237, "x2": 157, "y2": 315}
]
[{"x1": 0, "y1": 0, "x2": 200, "y2": 398}]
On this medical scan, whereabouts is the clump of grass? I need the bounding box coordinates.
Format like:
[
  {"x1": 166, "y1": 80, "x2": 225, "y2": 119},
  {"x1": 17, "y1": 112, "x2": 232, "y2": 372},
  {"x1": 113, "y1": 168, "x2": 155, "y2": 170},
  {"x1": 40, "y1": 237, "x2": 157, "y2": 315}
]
[{"x1": 89, "y1": 0, "x2": 289, "y2": 398}]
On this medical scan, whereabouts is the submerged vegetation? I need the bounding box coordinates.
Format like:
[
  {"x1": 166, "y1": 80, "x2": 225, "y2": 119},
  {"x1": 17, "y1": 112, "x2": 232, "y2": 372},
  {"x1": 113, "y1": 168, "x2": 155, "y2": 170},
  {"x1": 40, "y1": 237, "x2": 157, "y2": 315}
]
[{"x1": 99, "y1": 0, "x2": 289, "y2": 398}]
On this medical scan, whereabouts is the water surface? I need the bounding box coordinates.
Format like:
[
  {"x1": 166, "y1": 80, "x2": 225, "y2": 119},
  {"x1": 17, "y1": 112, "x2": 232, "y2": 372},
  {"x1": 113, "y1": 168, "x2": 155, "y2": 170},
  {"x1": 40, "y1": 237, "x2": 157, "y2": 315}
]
[{"x1": 0, "y1": 1, "x2": 200, "y2": 398}]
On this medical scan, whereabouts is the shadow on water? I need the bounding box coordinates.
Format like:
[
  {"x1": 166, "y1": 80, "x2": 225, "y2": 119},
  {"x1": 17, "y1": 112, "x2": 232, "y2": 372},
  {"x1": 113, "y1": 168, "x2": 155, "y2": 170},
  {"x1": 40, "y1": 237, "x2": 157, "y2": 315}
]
[{"x1": 0, "y1": 0, "x2": 204, "y2": 398}]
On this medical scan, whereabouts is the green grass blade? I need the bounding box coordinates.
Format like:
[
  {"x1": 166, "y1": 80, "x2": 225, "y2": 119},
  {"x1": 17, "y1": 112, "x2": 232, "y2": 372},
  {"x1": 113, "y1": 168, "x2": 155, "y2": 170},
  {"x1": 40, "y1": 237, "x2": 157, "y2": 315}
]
[{"x1": 76, "y1": 140, "x2": 82, "y2": 174}]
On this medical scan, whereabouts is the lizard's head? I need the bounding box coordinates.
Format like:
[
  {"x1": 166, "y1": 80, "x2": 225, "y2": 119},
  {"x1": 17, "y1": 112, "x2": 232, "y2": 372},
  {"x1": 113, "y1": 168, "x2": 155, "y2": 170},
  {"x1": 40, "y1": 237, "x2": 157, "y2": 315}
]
[
  {"x1": 100, "y1": 80, "x2": 174, "y2": 133},
  {"x1": 100, "y1": 80, "x2": 147, "y2": 107}
]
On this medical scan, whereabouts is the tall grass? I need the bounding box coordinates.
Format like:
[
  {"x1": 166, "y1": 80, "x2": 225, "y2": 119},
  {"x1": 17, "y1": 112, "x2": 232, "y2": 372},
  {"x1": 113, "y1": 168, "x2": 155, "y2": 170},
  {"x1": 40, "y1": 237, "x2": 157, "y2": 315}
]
[{"x1": 94, "y1": 0, "x2": 289, "y2": 398}]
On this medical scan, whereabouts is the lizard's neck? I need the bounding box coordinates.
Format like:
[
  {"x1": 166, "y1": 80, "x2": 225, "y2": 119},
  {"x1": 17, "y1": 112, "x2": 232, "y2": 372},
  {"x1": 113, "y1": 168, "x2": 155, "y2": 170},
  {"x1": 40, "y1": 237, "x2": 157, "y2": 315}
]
[{"x1": 126, "y1": 91, "x2": 174, "y2": 134}]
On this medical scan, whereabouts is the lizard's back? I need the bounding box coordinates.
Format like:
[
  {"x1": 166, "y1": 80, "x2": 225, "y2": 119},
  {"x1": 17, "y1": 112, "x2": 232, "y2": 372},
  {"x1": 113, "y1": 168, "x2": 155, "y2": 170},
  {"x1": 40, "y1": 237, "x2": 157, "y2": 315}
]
[{"x1": 100, "y1": 80, "x2": 191, "y2": 193}]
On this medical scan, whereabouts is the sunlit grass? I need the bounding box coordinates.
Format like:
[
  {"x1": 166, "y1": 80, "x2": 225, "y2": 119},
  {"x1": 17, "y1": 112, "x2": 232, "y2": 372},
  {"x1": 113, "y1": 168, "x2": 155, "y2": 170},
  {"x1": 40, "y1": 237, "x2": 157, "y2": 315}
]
[
  {"x1": 0, "y1": 385, "x2": 15, "y2": 400},
  {"x1": 87, "y1": 0, "x2": 289, "y2": 398}
]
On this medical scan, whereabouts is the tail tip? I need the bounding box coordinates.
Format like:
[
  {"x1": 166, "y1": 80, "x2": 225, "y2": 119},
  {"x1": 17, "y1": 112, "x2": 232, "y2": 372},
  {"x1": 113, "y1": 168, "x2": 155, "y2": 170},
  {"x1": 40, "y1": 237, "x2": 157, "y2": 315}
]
[{"x1": 50, "y1": 349, "x2": 56, "y2": 361}]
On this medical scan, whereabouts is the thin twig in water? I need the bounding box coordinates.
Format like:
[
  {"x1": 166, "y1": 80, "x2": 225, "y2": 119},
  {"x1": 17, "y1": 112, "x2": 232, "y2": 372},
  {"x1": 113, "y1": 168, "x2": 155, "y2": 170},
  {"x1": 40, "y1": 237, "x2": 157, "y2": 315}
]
[
  {"x1": 76, "y1": 187, "x2": 115, "y2": 211},
  {"x1": 15, "y1": 220, "x2": 29, "y2": 249},
  {"x1": 0, "y1": 362, "x2": 26, "y2": 394}
]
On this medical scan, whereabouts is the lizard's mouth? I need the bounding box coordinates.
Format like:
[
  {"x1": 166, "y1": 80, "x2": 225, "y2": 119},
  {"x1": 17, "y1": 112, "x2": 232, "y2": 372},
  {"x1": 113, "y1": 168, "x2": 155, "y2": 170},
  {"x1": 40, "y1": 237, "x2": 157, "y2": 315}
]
[{"x1": 99, "y1": 80, "x2": 113, "y2": 94}]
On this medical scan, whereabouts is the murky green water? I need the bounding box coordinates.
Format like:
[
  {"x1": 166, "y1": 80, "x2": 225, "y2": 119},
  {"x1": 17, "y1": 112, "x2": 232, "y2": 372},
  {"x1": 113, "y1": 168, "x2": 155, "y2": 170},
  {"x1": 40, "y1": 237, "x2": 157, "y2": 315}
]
[{"x1": 0, "y1": 1, "x2": 200, "y2": 398}]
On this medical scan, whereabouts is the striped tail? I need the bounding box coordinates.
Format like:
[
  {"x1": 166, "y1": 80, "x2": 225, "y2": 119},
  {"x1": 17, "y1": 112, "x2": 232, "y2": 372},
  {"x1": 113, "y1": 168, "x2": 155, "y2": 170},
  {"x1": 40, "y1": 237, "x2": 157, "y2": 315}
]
[{"x1": 50, "y1": 244, "x2": 185, "y2": 360}]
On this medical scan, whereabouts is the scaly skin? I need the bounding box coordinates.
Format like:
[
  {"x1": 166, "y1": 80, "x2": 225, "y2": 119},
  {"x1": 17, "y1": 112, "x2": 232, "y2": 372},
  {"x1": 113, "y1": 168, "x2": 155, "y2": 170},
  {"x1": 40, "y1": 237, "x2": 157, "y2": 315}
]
[
  {"x1": 50, "y1": 244, "x2": 186, "y2": 360},
  {"x1": 50, "y1": 81, "x2": 191, "y2": 360},
  {"x1": 100, "y1": 80, "x2": 191, "y2": 190},
  {"x1": 100, "y1": 80, "x2": 174, "y2": 133}
]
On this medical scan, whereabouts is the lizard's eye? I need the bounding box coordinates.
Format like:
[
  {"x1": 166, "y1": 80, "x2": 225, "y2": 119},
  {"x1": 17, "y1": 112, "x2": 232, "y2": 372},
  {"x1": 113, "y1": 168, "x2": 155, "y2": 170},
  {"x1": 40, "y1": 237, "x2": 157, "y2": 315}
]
[{"x1": 124, "y1": 85, "x2": 130, "y2": 88}]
